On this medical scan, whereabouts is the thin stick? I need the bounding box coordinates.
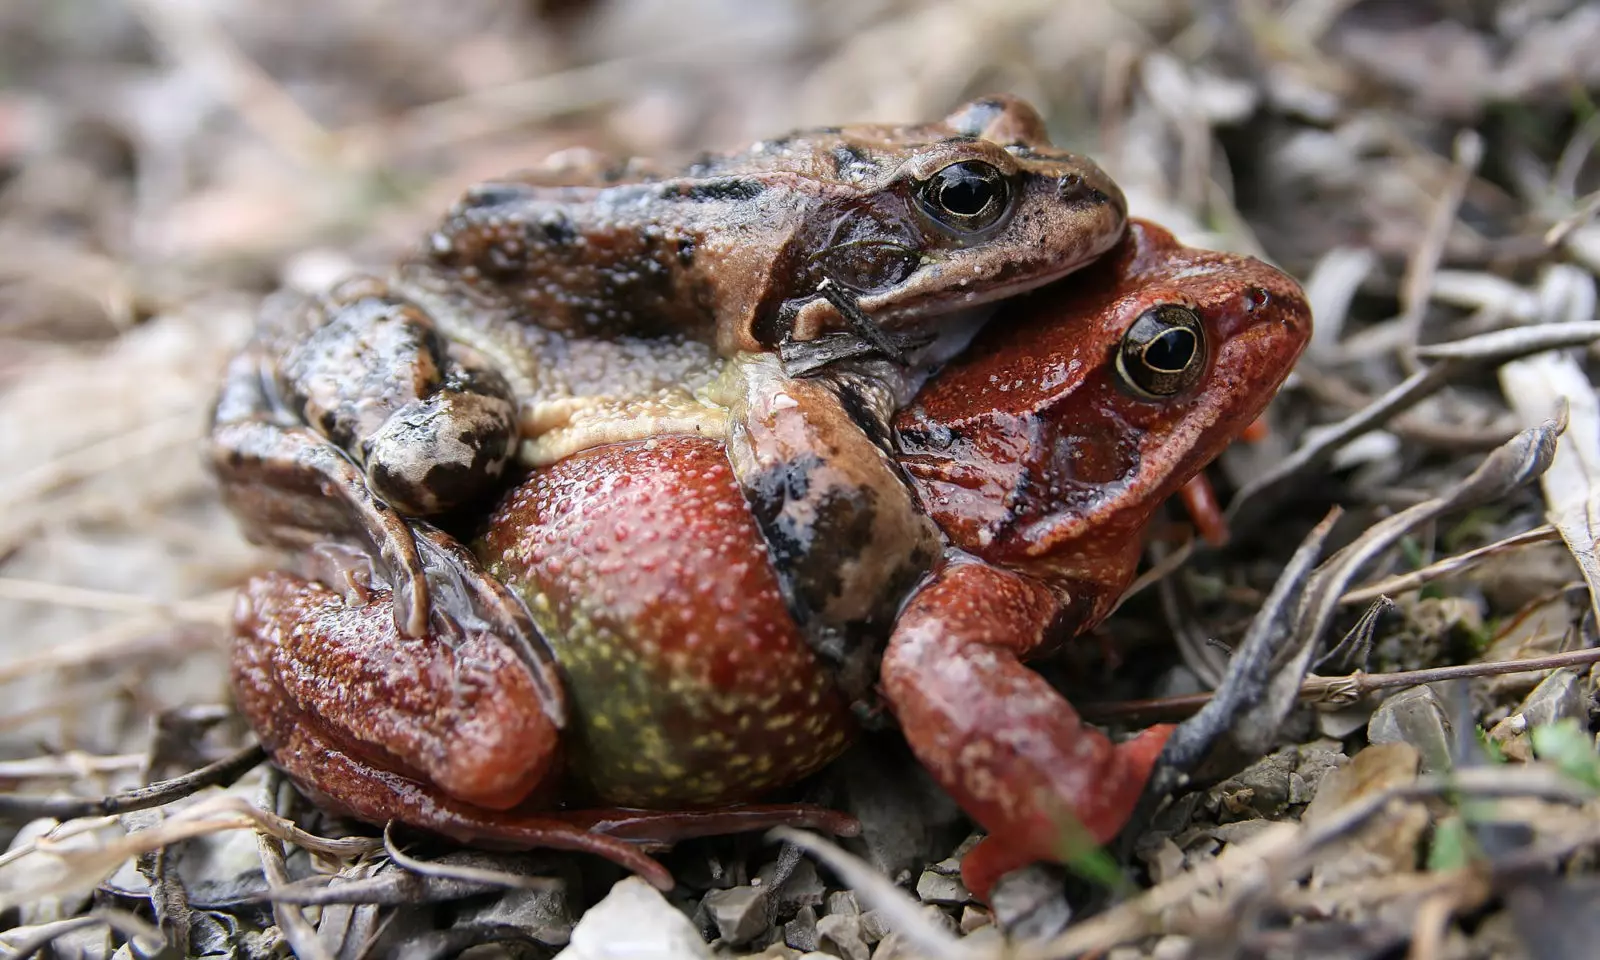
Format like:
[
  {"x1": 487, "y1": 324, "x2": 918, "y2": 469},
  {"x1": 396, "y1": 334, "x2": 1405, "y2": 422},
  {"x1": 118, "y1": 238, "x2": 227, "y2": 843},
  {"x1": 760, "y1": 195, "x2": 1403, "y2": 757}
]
[{"x1": 0, "y1": 744, "x2": 266, "y2": 822}]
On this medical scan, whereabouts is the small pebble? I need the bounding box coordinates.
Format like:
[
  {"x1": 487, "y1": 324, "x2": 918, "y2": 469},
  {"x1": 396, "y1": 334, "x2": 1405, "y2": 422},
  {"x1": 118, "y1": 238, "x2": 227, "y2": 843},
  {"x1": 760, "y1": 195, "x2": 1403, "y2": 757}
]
[
  {"x1": 959, "y1": 905, "x2": 992, "y2": 934},
  {"x1": 703, "y1": 885, "x2": 769, "y2": 947},
  {"x1": 816, "y1": 914, "x2": 870, "y2": 960},
  {"x1": 858, "y1": 909, "x2": 890, "y2": 944},
  {"x1": 784, "y1": 905, "x2": 818, "y2": 953},
  {"x1": 915, "y1": 869, "x2": 970, "y2": 905}
]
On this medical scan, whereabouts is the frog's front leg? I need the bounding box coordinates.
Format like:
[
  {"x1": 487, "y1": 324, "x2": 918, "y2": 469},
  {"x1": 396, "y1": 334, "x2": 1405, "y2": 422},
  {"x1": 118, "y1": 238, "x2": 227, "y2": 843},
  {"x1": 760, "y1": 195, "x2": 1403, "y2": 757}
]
[
  {"x1": 212, "y1": 279, "x2": 519, "y2": 632},
  {"x1": 725, "y1": 354, "x2": 941, "y2": 653},
  {"x1": 210, "y1": 344, "x2": 434, "y2": 635},
  {"x1": 880, "y1": 561, "x2": 1174, "y2": 900},
  {"x1": 269, "y1": 278, "x2": 520, "y2": 517}
]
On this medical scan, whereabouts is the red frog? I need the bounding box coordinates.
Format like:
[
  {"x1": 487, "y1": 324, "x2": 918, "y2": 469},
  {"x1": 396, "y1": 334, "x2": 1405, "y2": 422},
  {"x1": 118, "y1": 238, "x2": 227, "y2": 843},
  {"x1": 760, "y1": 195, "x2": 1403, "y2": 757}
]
[{"x1": 229, "y1": 221, "x2": 1310, "y2": 898}]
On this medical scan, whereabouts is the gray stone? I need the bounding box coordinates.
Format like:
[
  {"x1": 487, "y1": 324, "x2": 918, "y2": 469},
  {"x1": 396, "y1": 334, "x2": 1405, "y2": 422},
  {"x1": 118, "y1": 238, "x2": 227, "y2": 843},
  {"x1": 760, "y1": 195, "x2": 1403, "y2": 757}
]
[
  {"x1": 988, "y1": 864, "x2": 1071, "y2": 941},
  {"x1": 858, "y1": 909, "x2": 890, "y2": 944},
  {"x1": 703, "y1": 885, "x2": 770, "y2": 947},
  {"x1": 826, "y1": 890, "x2": 859, "y2": 918},
  {"x1": 914, "y1": 868, "x2": 970, "y2": 905},
  {"x1": 784, "y1": 905, "x2": 818, "y2": 953},
  {"x1": 771, "y1": 857, "x2": 826, "y2": 912},
  {"x1": 816, "y1": 913, "x2": 870, "y2": 960},
  {"x1": 1515, "y1": 668, "x2": 1585, "y2": 728},
  {"x1": 959, "y1": 905, "x2": 992, "y2": 934},
  {"x1": 1368, "y1": 683, "x2": 1453, "y2": 773},
  {"x1": 464, "y1": 883, "x2": 574, "y2": 947},
  {"x1": 1206, "y1": 746, "x2": 1298, "y2": 819}
]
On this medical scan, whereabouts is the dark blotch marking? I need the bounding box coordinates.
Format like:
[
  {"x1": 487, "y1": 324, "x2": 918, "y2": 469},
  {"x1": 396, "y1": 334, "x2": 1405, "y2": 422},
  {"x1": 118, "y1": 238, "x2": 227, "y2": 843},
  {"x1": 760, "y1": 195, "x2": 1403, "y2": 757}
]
[
  {"x1": 741, "y1": 452, "x2": 880, "y2": 629},
  {"x1": 676, "y1": 236, "x2": 696, "y2": 267},
  {"x1": 676, "y1": 177, "x2": 767, "y2": 204},
  {"x1": 460, "y1": 183, "x2": 531, "y2": 210},
  {"x1": 832, "y1": 382, "x2": 894, "y2": 455},
  {"x1": 753, "y1": 299, "x2": 801, "y2": 350},
  {"x1": 830, "y1": 143, "x2": 874, "y2": 178},
  {"x1": 532, "y1": 211, "x2": 578, "y2": 247}
]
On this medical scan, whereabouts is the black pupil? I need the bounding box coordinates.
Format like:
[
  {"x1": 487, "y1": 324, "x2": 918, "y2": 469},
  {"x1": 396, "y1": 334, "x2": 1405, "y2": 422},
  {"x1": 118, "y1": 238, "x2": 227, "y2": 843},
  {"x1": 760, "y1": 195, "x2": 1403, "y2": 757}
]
[
  {"x1": 936, "y1": 163, "x2": 995, "y2": 216},
  {"x1": 1144, "y1": 328, "x2": 1195, "y2": 371}
]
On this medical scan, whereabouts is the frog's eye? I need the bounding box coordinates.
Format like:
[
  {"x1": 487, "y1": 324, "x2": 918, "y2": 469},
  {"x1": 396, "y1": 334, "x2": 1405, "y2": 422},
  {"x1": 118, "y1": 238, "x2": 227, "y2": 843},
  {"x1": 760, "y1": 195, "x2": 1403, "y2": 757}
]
[
  {"x1": 1116, "y1": 305, "x2": 1207, "y2": 399},
  {"x1": 918, "y1": 160, "x2": 1011, "y2": 232}
]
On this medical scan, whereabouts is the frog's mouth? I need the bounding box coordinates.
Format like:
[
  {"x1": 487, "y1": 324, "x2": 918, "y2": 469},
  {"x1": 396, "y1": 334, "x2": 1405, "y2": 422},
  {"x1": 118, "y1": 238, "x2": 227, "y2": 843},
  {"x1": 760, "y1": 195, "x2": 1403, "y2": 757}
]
[{"x1": 779, "y1": 304, "x2": 997, "y2": 378}]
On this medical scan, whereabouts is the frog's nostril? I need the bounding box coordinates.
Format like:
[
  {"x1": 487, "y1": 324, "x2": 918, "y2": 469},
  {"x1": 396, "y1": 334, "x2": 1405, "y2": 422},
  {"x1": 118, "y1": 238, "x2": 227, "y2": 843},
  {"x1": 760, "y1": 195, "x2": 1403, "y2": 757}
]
[{"x1": 1057, "y1": 172, "x2": 1110, "y2": 206}]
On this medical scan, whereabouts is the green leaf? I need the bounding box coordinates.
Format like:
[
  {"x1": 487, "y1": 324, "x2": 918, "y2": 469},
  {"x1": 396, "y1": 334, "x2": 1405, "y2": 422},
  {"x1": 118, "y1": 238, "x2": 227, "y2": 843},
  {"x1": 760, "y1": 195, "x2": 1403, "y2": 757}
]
[
  {"x1": 1531, "y1": 718, "x2": 1600, "y2": 791},
  {"x1": 1474, "y1": 726, "x2": 1507, "y2": 765},
  {"x1": 1427, "y1": 814, "x2": 1477, "y2": 872}
]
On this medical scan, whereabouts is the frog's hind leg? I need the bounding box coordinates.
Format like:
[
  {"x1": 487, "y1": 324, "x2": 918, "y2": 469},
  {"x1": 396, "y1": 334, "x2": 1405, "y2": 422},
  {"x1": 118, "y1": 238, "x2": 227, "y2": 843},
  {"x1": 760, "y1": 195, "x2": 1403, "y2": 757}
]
[
  {"x1": 229, "y1": 564, "x2": 665, "y2": 868},
  {"x1": 234, "y1": 663, "x2": 674, "y2": 889},
  {"x1": 879, "y1": 561, "x2": 1174, "y2": 901}
]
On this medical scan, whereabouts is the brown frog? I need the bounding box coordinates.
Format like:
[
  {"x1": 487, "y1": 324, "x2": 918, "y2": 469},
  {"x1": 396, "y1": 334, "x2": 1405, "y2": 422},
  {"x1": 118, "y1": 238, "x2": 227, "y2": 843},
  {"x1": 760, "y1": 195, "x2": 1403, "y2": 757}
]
[{"x1": 211, "y1": 96, "x2": 1128, "y2": 644}]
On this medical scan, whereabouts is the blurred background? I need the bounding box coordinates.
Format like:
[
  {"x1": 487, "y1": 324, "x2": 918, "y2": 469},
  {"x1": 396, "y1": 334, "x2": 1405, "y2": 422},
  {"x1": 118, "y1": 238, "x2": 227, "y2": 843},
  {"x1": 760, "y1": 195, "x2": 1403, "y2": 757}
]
[{"x1": 3, "y1": 0, "x2": 1600, "y2": 949}]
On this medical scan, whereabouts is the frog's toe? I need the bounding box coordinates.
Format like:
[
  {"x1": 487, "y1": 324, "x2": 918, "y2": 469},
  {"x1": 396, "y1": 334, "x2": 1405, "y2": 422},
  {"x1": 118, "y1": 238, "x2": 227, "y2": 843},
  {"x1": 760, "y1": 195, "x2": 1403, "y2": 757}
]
[{"x1": 363, "y1": 376, "x2": 517, "y2": 517}]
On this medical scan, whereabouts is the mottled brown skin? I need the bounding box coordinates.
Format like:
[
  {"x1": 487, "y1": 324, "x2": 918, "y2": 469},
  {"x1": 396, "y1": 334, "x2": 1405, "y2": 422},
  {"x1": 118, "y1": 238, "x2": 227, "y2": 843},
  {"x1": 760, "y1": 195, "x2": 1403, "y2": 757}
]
[
  {"x1": 413, "y1": 95, "x2": 1126, "y2": 352},
  {"x1": 230, "y1": 220, "x2": 1308, "y2": 895},
  {"x1": 209, "y1": 95, "x2": 1127, "y2": 645}
]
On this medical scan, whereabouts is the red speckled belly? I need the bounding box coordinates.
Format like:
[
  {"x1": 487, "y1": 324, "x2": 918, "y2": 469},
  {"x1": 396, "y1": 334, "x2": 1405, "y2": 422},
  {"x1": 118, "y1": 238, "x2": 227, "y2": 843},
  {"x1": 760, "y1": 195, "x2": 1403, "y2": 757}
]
[{"x1": 479, "y1": 436, "x2": 855, "y2": 807}]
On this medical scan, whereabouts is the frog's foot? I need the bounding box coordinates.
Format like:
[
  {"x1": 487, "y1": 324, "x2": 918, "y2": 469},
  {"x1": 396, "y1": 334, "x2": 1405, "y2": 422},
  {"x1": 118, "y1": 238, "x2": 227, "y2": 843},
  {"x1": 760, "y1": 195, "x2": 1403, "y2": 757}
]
[
  {"x1": 879, "y1": 561, "x2": 1174, "y2": 902},
  {"x1": 813, "y1": 278, "x2": 909, "y2": 365},
  {"x1": 553, "y1": 804, "x2": 861, "y2": 849},
  {"x1": 1179, "y1": 473, "x2": 1230, "y2": 546}
]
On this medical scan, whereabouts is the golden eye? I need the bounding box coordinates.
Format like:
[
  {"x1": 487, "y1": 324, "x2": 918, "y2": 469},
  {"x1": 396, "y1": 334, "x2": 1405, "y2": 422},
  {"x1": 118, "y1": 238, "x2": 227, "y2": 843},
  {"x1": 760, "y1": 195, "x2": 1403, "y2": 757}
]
[
  {"x1": 1115, "y1": 305, "x2": 1206, "y2": 398},
  {"x1": 918, "y1": 160, "x2": 1011, "y2": 232}
]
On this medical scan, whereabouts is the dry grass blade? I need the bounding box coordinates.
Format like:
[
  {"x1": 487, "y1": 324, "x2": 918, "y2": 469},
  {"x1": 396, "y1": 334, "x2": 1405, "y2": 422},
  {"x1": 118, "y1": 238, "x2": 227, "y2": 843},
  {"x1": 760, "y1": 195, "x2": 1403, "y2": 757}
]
[
  {"x1": 0, "y1": 909, "x2": 168, "y2": 959},
  {"x1": 1500, "y1": 353, "x2": 1600, "y2": 628},
  {"x1": 381, "y1": 822, "x2": 560, "y2": 892},
  {"x1": 0, "y1": 601, "x2": 229, "y2": 685},
  {"x1": 1085, "y1": 647, "x2": 1600, "y2": 724},
  {"x1": 258, "y1": 829, "x2": 337, "y2": 960},
  {"x1": 0, "y1": 577, "x2": 232, "y2": 620},
  {"x1": 1296, "y1": 420, "x2": 1563, "y2": 665},
  {"x1": 1156, "y1": 509, "x2": 1338, "y2": 777},
  {"x1": 1338, "y1": 524, "x2": 1562, "y2": 606},
  {"x1": 0, "y1": 794, "x2": 382, "y2": 914},
  {"x1": 1396, "y1": 131, "x2": 1482, "y2": 372}
]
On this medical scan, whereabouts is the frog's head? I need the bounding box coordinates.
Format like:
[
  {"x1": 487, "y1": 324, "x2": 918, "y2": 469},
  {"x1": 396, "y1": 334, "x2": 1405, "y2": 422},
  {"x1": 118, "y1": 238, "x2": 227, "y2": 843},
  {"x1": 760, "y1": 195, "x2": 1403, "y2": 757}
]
[
  {"x1": 895, "y1": 220, "x2": 1310, "y2": 614},
  {"x1": 765, "y1": 96, "x2": 1128, "y2": 348}
]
